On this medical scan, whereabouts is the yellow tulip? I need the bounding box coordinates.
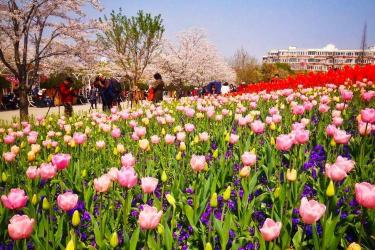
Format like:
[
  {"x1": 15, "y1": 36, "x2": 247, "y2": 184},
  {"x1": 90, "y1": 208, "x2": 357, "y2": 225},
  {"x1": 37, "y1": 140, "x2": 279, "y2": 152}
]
[
  {"x1": 223, "y1": 186, "x2": 231, "y2": 201},
  {"x1": 66, "y1": 239, "x2": 75, "y2": 250},
  {"x1": 347, "y1": 242, "x2": 361, "y2": 250},
  {"x1": 110, "y1": 232, "x2": 119, "y2": 248},
  {"x1": 32, "y1": 194, "x2": 38, "y2": 205},
  {"x1": 210, "y1": 193, "x2": 218, "y2": 208},
  {"x1": 42, "y1": 198, "x2": 50, "y2": 210},
  {"x1": 286, "y1": 169, "x2": 297, "y2": 182},
  {"x1": 326, "y1": 180, "x2": 335, "y2": 197},
  {"x1": 72, "y1": 210, "x2": 80, "y2": 227},
  {"x1": 166, "y1": 194, "x2": 176, "y2": 209},
  {"x1": 161, "y1": 171, "x2": 167, "y2": 183}
]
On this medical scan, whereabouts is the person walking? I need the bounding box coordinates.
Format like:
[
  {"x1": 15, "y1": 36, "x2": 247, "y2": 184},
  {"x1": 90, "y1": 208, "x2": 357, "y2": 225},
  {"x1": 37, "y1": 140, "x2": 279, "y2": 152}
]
[
  {"x1": 88, "y1": 83, "x2": 98, "y2": 109},
  {"x1": 152, "y1": 73, "x2": 165, "y2": 103},
  {"x1": 59, "y1": 77, "x2": 75, "y2": 117}
]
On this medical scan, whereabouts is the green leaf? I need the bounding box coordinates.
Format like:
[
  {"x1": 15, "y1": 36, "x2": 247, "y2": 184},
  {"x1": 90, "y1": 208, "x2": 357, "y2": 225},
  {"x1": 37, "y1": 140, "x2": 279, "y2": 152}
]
[
  {"x1": 91, "y1": 216, "x2": 104, "y2": 248},
  {"x1": 184, "y1": 204, "x2": 195, "y2": 227},
  {"x1": 292, "y1": 226, "x2": 303, "y2": 249},
  {"x1": 164, "y1": 222, "x2": 173, "y2": 250},
  {"x1": 54, "y1": 216, "x2": 64, "y2": 244},
  {"x1": 147, "y1": 233, "x2": 158, "y2": 250},
  {"x1": 129, "y1": 226, "x2": 140, "y2": 250}
]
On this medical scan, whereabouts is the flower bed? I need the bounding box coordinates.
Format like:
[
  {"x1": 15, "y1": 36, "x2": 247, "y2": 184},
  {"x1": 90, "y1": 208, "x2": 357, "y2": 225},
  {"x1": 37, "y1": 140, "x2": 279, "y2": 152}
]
[{"x1": 0, "y1": 76, "x2": 374, "y2": 249}]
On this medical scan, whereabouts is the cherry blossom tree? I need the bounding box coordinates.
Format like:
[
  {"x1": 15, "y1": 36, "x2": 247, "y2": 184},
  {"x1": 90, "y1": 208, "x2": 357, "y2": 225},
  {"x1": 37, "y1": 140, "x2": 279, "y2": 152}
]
[
  {"x1": 156, "y1": 28, "x2": 235, "y2": 91},
  {"x1": 0, "y1": 0, "x2": 101, "y2": 120}
]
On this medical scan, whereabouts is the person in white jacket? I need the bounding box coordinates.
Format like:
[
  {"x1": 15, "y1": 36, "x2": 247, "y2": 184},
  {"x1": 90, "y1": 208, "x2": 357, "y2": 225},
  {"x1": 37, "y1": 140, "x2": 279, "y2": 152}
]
[{"x1": 221, "y1": 82, "x2": 230, "y2": 95}]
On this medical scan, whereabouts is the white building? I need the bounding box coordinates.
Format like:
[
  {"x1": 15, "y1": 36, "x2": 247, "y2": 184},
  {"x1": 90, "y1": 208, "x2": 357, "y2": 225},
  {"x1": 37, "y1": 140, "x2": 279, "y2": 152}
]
[{"x1": 262, "y1": 44, "x2": 375, "y2": 71}]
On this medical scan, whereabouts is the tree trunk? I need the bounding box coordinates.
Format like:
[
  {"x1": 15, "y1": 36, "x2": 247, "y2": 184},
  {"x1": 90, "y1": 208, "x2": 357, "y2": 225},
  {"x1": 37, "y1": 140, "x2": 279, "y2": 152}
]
[{"x1": 19, "y1": 80, "x2": 29, "y2": 121}]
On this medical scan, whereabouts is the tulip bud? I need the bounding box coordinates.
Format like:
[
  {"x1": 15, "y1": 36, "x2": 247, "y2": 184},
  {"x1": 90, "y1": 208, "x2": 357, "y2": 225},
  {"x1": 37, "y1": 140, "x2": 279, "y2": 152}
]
[
  {"x1": 157, "y1": 224, "x2": 164, "y2": 235},
  {"x1": 223, "y1": 186, "x2": 231, "y2": 201},
  {"x1": 166, "y1": 194, "x2": 176, "y2": 209},
  {"x1": 193, "y1": 136, "x2": 199, "y2": 144},
  {"x1": 32, "y1": 194, "x2": 38, "y2": 205},
  {"x1": 117, "y1": 144, "x2": 125, "y2": 154},
  {"x1": 205, "y1": 242, "x2": 213, "y2": 250},
  {"x1": 81, "y1": 169, "x2": 87, "y2": 178},
  {"x1": 176, "y1": 151, "x2": 182, "y2": 161},
  {"x1": 210, "y1": 192, "x2": 218, "y2": 208},
  {"x1": 270, "y1": 123, "x2": 276, "y2": 130},
  {"x1": 347, "y1": 242, "x2": 361, "y2": 250},
  {"x1": 330, "y1": 138, "x2": 336, "y2": 147},
  {"x1": 274, "y1": 187, "x2": 281, "y2": 198},
  {"x1": 28, "y1": 151, "x2": 35, "y2": 161},
  {"x1": 72, "y1": 210, "x2": 80, "y2": 227},
  {"x1": 270, "y1": 137, "x2": 275, "y2": 145},
  {"x1": 42, "y1": 197, "x2": 50, "y2": 210},
  {"x1": 1, "y1": 172, "x2": 7, "y2": 182},
  {"x1": 286, "y1": 169, "x2": 297, "y2": 182},
  {"x1": 47, "y1": 154, "x2": 53, "y2": 162},
  {"x1": 239, "y1": 166, "x2": 250, "y2": 177},
  {"x1": 326, "y1": 180, "x2": 335, "y2": 197},
  {"x1": 20, "y1": 141, "x2": 25, "y2": 148},
  {"x1": 224, "y1": 133, "x2": 230, "y2": 142},
  {"x1": 161, "y1": 128, "x2": 166, "y2": 135},
  {"x1": 161, "y1": 171, "x2": 167, "y2": 182},
  {"x1": 110, "y1": 232, "x2": 119, "y2": 248},
  {"x1": 66, "y1": 239, "x2": 75, "y2": 250},
  {"x1": 55, "y1": 146, "x2": 60, "y2": 153},
  {"x1": 179, "y1": 142, "x2": 186, "y2": 151},
  {"x1": 113, "y1": 147, "x2": 118, "y2": 156},
  {"x1": 212, "y1": 149, "x2": 219, "y2": 159}
]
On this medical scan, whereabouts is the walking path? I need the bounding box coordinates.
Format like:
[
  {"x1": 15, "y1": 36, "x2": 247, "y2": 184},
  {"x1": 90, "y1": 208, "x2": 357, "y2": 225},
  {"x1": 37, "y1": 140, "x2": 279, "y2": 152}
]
[{"x1": 0, "y1": 104, "x2": 98, "y2": 123}]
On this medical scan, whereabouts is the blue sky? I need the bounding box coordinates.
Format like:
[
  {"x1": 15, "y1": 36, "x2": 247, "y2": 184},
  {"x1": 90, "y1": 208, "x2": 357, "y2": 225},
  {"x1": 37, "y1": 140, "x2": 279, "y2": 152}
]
[{"x1": 87, "y1": 0, "x2": 375, "y2": 60}]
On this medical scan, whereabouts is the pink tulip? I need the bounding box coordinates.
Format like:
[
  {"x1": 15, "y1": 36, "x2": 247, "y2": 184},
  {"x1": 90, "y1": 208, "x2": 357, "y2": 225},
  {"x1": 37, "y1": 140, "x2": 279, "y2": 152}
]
[
  {"x1": 333, "y1": 129, "x2": 351, "y2": 144},
  {"x1": 38, "y1": 163, "x2": 57, "y2": 180},
  {"x1": 3, "y1": 152, "x2": 16, "y2": 162},
  {"x1": 358, "y1": 121, "x2": 373, "y2": 136},
  {"x1": 190, "y1": 155, "x2": 206, "y2": 172},
  {"x1": 118, "y1": 167, "x2": 138, "y2": 188},
  {"x1": 184, "y1": 123, "x2": 195, "y2": 132},
  {"x1": 299, "y1": 197, "x2": 326, "y2": 224},
  {"x1": 131, "y1": 132, "x2": 140, "y2": 141},
  {"x1": 96, "y1": 140, "x2": 106, "y2": 149},
  {"x1": 199, "y1": 132, "x2": 209, "y2": 142},
  {"x1": 52, "y1": 153, "x2": 71, "y2": 170},
  {"x1": 107, "y1": 167, "x2": 119, "y2": 181},
  {"x1": 251, "y1": 120, "x2": 265, "y2": 134},
  {"x1": 275, "y1": 134, "x2": 293, "y2": 151},
  {"x1": 1, "y1": 188, "x2": 28, "y2": 210},
  {"x1": 141, "y1": 177, "x2": 158, "y2": 194},
  {"x1": 27, "y1": 135, "x2": 37, "y2": 144},
  {"x1": 4, "y1": 135, "x2": 15, "y2": 144},
  {"x1": 73, "y1": 132, "x2": 87, "y2": 145},
  {"x1": 361, "y1": 91, "x2": 375, "y2": 102},
  {"x1": 332, "y1": 116, "x2": 343, "y2": 126},
  {"x1": 26, "y1": 166, "x2": 39, "y2": 180},
  {"x1": 111, "y1": 128, "x2": 121, "y2": 138},
  {"x1": 121, "y1": 153, "x2": 136, "y2": 168},
  {"x1": 319, "y1": 104, "x2": 330, "y2": 113},
  {"x1": 150, "y1": 135, "x2": 160, "y2": 144},
  {"x1": 8, "y1": 215, "x2": 35, "y2": 240},
  {"x1": 325, "y1": 163, "x2": 347, "y2": 181},
  {"x1": 293, "y1": 129, "x2": 309, "y2": 144},
  {"x1": 57, "y1": 192, "x2": 78, "y2": 212},
  {"x1": 36, "y1": 115, "x2": 44, "y2": 122},
  {"x1": 138, "y1": 205, "x2": 163, "y2": 230},
  {"x1": 292, "y1": 105, "x2": 305, "y2": 115},
  {"x1": 269, "y1": 107, "x2": 278, "y2": 115},
  {"x1": 326, "y1": 124, "x2": 337, "y2": 137},
  {"x1": 355, "y1": 182, "x2": 375, "y2": 209},
  {"x1": 185, "y1": 108, "x2": 195, "y2": 117},
  {"x1": 93, "y1": 174, "x2": 112, "y2": 193},
  {"x1": 241, "y1": 152, "x2": 257, "y2": 166},
  {"x1": 360, "y1": 108, "x2": 375, "y2": 124},
  {"x1": 165, "y1": 134, "x2": 175, "y2": 144},
  {"x1": 334, "y1": 156, "x2": 355, "y2": 173},
  {"x1": 229, "y1": 134, "x2": 239, "y2": 144},
  {"x1": 176, "y1": 132, "x2": 186, "y2": 141},
  {"x1": 340, "y1": 89, "x2": 353, "y2": 101},
  {"x1": 260, "y1": 218, "x2": 282, "y2": 241},
  {"x1": 134, "y1": 127, "x2": 147, "y2": 137},
  {"x1": 272, "y1": 114, "x2": 282, "y2": 124}
]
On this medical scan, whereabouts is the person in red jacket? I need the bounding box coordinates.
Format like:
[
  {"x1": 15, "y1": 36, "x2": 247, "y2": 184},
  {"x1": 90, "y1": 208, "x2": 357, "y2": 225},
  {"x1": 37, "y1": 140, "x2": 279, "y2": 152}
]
[{"x1": 59, "y1": 77, "x2": 75, "y2": 117}]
